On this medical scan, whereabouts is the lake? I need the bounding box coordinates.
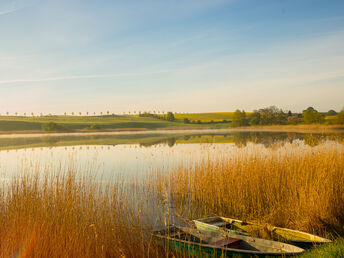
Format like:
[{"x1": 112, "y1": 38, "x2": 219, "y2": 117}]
[{"x1": 0, "y1": 130, "x2": 343, "y2": 182}]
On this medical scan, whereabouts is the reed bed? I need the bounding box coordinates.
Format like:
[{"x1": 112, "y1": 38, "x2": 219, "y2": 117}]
[
  {"x1": 0, "y1": 140, "x2": 343, "y2": 257},
  {"x1": 166, "y1": 142, "x2": 344, "y2": 237},
  {"x1": 0, "y1": 169, "x2": 165, "y2": 258}
]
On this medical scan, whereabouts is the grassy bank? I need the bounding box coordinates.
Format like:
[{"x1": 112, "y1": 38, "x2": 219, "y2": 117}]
[
  {"x1": 1, "y1": 114, "x2": 344, "y2": 134},
  {"x1": 0, "y1": 115, "x2": 230, "y2": 133},
  {"x1": 301, "y1": 239, "x2": 344, "y2": 257}
]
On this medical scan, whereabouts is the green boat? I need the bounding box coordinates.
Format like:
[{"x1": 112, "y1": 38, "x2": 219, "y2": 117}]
[
  {"x1": 193, "y1": 216, "x2": 331, "y2": 249},
  {"x1": 152, "y1": 225, "x2": 304, "y2": 257}
]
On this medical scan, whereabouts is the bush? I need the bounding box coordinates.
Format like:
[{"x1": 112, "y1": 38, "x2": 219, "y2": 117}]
[
  {"x1": 183, "y1": 118, "x2": 190, "y2": 124},
  {"x1": 42, "y1": 122, "x2": 68, "y2": 132}
]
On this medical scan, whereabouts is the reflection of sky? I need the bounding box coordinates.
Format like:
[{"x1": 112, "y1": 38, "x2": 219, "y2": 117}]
[
  {"x1": 1, "y1": 141, "x2": 343, "y2": 183},
  {"x1": 0, "y1": 143, "x2": 230, "y2": 181},
  {"x1": 0, "y1": 141, "x2": 343, "y2": 227}
]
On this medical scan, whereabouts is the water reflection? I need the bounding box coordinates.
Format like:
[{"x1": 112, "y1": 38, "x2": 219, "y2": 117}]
[{"x1": 0, "y1": 130, "x2": 342, "y2": 151}]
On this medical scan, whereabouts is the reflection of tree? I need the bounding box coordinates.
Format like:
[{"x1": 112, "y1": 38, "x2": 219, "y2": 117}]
[
  {"x1": 233, "y1": 133, "x2": 247, "y2": 147},
  {"x1": 184, "y1": 135, "x2": 191, "y2": 141},
  {"x1": 167, "y1": 138, "x2": 176, "y2": 147},
  {"x1": 42, "y1": 137, "x2": 59, "y2": 145},
  {"x1": 303, "y1": 134, "x2": 321, "y2": 147}
]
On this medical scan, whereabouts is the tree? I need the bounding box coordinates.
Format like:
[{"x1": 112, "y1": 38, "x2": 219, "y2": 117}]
[
  {"x1": 337, "y1": 108, "x2": 344, "y2": 124},
  {"x1": 327, "y1": 110, "x2": 337, "y2": 116},
  {"x1": 86, "y1": 112, "x2": 89, "y2": 116},
  {"x1": 232, "y1": 109, "x2": 248, "y2": 127},
  {"x1": 107, "y1": 111, "x2": 110, "y2": 115},
  {"x1": 249, "y1": 111, "x2": 261, "y2": 125},
  {"x1": 258, "y1": 106, "x2": 287, "y2": 125},
  {"x1": 79, "y1": 112, "x2": 82, "y2": 116},
  {"x1": 31, "y1": 112, "x2": 34, "y2": 116},
  {"x1": 166, "y1": 112, "x2": 175, "y2": 121},
  {"x1": 15, "y1": 112, "x2": 18, "y2": 116},
  {"x1": 71, "y1": 112, "x2": 74, "y2": 116},
  {"x1": 64, "y1": 112, "x2": 67, "y2": 116},
  {"x1": 303, "y1": 107, "x2": 324, "y2": 124},
  {"x1": 183, "y1": 118, "x2": 190, "y2": 124}
]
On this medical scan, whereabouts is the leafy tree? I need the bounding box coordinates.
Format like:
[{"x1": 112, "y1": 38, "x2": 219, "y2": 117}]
[
  {"x1": 288, "y1": 116, "x2": 302, "y2": 125},
  {"x1": 337, "y1": 108, "x2": 344, "y2": 124},
  {"x1": 166, "y1": 112, "x2": 175, "y2": 121},
  {"x1": 258, "y1": 106, "x2": 287, "y2": 125},
  {"x1": 327, "y1": 109, "x2": 337, "y2": 116},
  {"x1": 303, "y1": 107, "x2": 324, "y2": 124},
  {"x1": 249, "y1": 111, "x2": 261, "y2": 125},
  {"x1": 183, "y1": 118, "x2": 190, "y2": 124},
  {"x1": 232, "y1": 109, "x2": 248, "y2": 127}
]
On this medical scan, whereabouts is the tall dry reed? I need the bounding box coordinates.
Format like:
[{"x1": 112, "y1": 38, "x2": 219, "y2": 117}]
[
  {"x1": 167, "y1": 143, "x2": 344, "y2": 237},
  {"x1": 0, "y1": 170, "x2": 163, "y2": 258}
]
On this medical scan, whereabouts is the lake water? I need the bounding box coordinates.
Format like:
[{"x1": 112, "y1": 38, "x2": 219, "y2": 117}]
[
  {"x1": 0, "y1": 129, "x2": 343, "y2": 182},
  {"x1": 1, "y1": 129, "x2": 343, "y2": 227}
]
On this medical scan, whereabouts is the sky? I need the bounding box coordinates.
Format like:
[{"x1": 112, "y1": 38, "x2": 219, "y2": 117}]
[{"x1": 0, "y1": 0, "x2": 343, "y2": 114}]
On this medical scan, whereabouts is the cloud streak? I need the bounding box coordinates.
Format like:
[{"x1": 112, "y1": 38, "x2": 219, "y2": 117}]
[
  {"x1": 0, "y1": 70, "x2": 173, "y2": 85},
  {"x1": 0, "y1": 0, "x2": 24, "y2": 16}
]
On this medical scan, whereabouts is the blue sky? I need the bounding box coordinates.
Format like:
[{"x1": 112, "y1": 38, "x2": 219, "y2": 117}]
[{"x1": 0, "y1": 0, "x2": 343, "y2": 114}]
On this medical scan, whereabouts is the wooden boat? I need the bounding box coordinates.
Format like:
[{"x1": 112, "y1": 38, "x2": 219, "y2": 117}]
[
  {"x1": 193, "y1": 216, "x2": 331, "y2": 249},
  {"x1": 152, "y1": 225, "x2": 304, "y2": 257}
]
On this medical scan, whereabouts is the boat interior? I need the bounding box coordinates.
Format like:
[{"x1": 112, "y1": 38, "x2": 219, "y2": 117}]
[{"x1": 154, "y1": 226, "x2": 303, "y2": 254}]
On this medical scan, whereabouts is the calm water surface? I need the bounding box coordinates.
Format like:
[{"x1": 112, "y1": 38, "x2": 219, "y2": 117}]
[
  {"x1": 0, "y1": 130, "x2": 343, "y2": 181},
  {"x1": 0, "y1": 130, "x2": 343, "y2": 226}
]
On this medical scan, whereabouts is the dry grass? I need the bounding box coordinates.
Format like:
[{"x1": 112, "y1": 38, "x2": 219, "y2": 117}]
[
  {"x1": 1, "y1": 141, "x2": 343, "y2": 257},
  {"x1": 166, "y1": 143, "x2": 344, "y2": 237},
  {"x1": 0, "y1": 170, "x2": 165, "y2": 258}
]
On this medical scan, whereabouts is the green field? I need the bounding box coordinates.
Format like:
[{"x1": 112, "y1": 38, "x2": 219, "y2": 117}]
[
  {"x1": 0, "y1": 114, "x2": 232, "y2": 132},
  {"x1": 174, "y1": 112, "x2": 236, "y2": 122}
]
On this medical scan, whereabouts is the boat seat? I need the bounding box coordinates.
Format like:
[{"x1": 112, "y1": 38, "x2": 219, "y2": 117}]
[
  {"x1": 169, "y1": 231, "x2": 186, "y2": 238},
  {"x1": 210, "y1": 238, "x2": 242, "y2": 248}
]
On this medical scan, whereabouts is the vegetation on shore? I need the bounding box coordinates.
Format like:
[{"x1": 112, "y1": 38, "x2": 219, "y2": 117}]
[
  {"x1": 0, "y1": 106, "x2": 343, "y2": 133},
  {"x1": 0, "y1": 171, "x2": 164, "y2": 257},
  {"x1": 161, "y1": 143, "x2": 344, "y2": 237},
  {"x1": 0, "y1": 140, "x2": 344, "y2": 256}
]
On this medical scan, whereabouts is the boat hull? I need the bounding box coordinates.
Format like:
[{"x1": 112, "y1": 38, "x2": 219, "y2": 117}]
[
  {"x1": 194, "y1": 216, "x2": 331, "y2": 249},
  {"x1": 153, "y1": 226, "x2": 304, "y2": 257}
]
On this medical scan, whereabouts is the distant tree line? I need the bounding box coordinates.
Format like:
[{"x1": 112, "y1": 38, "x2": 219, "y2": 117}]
[
  {"x1": 139, "y1": 112, "x2": 176, "y2": 121},
  {"x1": 231, "y1": 106, "x2": 344, "y2": 127}
]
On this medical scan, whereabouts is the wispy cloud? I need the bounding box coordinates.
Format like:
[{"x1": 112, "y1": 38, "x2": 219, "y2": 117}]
[
  {"x1": 0, "y1": 0, "x2": 23, "y2": 16},
  {"x1": 0, "y1": 70, "x2": 173, "y2": 85}
]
